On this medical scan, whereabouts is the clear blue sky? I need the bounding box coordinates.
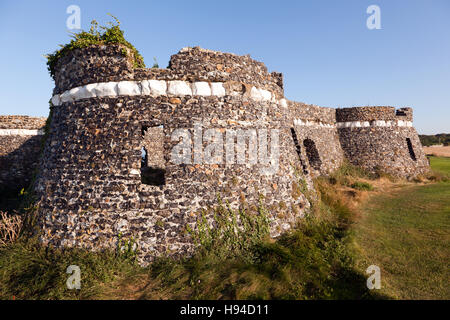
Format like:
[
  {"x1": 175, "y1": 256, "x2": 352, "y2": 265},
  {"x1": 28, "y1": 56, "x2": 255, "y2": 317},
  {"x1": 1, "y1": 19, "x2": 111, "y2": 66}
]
[{"x1": 0, "y1": 0, "x2": 448, "y2": 134}]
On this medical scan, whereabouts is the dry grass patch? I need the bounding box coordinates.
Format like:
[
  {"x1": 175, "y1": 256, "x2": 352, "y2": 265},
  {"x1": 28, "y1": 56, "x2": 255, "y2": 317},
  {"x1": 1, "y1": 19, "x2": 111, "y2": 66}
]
[
  {"x1": 0, "y1": 212, "x2": 23, "y2": 246},
  {"x1": 423, "y1": 146, "x2": 450, "y2": 157}
]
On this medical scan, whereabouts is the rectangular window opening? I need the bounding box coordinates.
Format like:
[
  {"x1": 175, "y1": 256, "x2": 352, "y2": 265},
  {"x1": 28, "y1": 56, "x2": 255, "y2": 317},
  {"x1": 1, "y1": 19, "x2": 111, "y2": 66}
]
[{"x1": 141, "y1": 125, "x2": 166, "y2": 186}]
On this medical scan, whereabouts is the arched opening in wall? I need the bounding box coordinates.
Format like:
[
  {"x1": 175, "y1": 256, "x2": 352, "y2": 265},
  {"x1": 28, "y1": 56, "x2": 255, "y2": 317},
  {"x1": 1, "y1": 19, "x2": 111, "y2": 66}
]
[
  {"x1": 141, "y1": 125, "x2": 166, "y2": 186},
  {"x1": 290, "y1": 128, "x2": 308, "y2": 174},
  {"x1": 303, "y1": 138, "x2": 322, "y2": 170},
  {"x1": 406, "y1": 138, "x2": 417, "y2": 161}
]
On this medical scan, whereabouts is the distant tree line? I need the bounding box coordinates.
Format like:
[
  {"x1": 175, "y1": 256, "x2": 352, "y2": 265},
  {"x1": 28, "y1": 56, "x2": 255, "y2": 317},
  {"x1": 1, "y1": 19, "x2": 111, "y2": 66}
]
[{"x1": 419, "y1": 133, "x2": 450, "y2": 146}]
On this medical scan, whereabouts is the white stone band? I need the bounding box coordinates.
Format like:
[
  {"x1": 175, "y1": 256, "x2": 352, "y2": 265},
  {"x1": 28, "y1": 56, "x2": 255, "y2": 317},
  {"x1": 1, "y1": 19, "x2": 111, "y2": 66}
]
[
  {"x1": 336, "y1": 120, "x2": 413, "y2": 128},
  {"x1": 293, "y1": 119, "x2": 413, "y2": 128},
  {"x1": 51, "y1": 80, "x2": 276, "y2": 106},
  {"x1": 294, "y1": 119, "x2": 335, "y2": 128},
  {"x1": 0, "y1": 129, "x2": 44, "y2": 136}
]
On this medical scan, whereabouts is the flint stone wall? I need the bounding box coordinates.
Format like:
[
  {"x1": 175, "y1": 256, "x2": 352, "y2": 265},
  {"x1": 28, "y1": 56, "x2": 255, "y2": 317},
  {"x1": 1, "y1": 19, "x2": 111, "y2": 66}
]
[
  {"x1": 0, "y1": 116, "x2": 46, "y2": 191},
  {"x1": 288, "y1": 102, "x2": 344, "y2": 175},
  {"x1": 37, "y1": 45, "x2": 310, "y2": 264},
  {"x1": 336, "y1": 107, "x2": 429, "y2": 177},
  {"x1": 35, "y1": 94, "x2": 309, "y2": 264},
  {"x1": 4, "y1": 44, "x2": 427, "y2": 265},
  {"x1": 53, "y1": 45, "x2": 284, "y2": 98},
  {"x1": 336, "y1": 106, "x2": 413, "y2": 122}
]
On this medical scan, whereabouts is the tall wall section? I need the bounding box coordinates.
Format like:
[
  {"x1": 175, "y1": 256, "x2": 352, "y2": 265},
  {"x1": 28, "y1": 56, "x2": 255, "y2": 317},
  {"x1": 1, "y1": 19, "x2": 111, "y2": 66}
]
[
  {"x1": 0, "y1": 116, "x2": 46, "y2": 192},
  {"x1": 288, "y1": 102, "x2": 344, "y2": 176},
  {"x1": 336, "y1": 107, "x2": 429, "y2": 177},
  {"x1": 36, "y1": 45, "x2": 310, "y2": 264}
]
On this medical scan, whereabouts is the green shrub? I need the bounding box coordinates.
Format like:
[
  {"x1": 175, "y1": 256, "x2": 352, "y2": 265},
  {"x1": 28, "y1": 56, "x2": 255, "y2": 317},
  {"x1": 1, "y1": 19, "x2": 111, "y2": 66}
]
[
  {"x1": 152, "y1": 57, "x2": 159, "y2": 68},
  {"x1": 419, "y1": 133, "x2": 450, "y2": 146},
  {"x1": 46, "y1": 14, "x2": 145, "y2": 78},
  {"x1": 186, "y1": 198, "x2": 270, "y2": 262}
]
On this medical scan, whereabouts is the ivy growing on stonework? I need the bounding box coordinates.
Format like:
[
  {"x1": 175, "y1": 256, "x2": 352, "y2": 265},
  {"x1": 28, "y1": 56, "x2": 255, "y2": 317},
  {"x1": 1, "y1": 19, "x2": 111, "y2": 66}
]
[{"x1": 45, "y1": 14, "x2": 145, "y2": 78}]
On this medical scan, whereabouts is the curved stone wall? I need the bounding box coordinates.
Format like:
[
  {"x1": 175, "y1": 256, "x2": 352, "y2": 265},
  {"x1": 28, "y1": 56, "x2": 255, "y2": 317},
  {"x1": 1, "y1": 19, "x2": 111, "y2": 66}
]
[
  {"x1": 36, "y1": 45, "x2": 308, "y2": 264},
  {"x1": 336, "y1": 107, "x2": 429, "y2": 177},
  {"x1": 336, "y1": 106, "x2": 413, "y2": 122},
  {"x1": 0, "y1": 116, "x2": 46, "y2": 191},
  {"x1": 53, "y1": 45, "x2": 284, "y2": 97},
  {"x1": 53, "y1": 45, "x2": 136, "y2": 94}
]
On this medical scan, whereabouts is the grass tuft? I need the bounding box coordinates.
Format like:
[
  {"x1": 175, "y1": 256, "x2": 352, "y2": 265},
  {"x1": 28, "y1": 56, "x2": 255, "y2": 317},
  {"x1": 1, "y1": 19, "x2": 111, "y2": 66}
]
[{"x1": 350, "y1": 181, "x2": 374, "y2": 191}]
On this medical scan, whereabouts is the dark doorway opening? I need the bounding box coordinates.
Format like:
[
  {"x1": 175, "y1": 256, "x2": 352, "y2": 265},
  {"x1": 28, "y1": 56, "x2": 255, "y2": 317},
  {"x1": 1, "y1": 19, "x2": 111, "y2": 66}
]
[{"x1": 141, "y1": 125, "x2": 166, "y2": 186}]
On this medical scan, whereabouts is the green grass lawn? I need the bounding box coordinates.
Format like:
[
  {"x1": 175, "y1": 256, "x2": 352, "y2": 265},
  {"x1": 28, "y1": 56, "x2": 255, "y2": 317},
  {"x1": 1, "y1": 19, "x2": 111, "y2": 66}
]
[
  {"x1": 354, "y1": 157, "x2": 450, "y2": 299},
  {"x1": 429, "y1": 155, "x2": 450, "y2": 176}
]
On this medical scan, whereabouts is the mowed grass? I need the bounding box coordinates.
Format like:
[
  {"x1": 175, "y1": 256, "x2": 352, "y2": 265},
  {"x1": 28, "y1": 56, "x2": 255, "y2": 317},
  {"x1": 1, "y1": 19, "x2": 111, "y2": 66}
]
[
  {"x1": 353, "y1": 156, "x2": 450, "y2": 299},
  {"x1": 429, "y1": 155, "x2": 450, "y2": 176}
]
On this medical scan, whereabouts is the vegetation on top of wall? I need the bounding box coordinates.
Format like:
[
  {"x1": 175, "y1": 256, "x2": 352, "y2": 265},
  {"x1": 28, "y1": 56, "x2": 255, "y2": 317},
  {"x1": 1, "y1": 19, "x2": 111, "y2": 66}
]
[
  {"x1": 152, "y1": 57, "x2": 159, "y2": 69},
  {"x1": 46, "y1": 14, "x2": 145, "y2": 78}
]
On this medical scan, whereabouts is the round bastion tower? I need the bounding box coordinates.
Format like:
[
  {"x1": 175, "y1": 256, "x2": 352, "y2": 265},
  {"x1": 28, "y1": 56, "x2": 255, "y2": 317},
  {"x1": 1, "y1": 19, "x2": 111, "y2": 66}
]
[
  {"x1": 35, "y1": 45, "x2": 310, "y2": 264},
  {"x1": 336, "y1": 106, "x2": 429, "y2": 177}
]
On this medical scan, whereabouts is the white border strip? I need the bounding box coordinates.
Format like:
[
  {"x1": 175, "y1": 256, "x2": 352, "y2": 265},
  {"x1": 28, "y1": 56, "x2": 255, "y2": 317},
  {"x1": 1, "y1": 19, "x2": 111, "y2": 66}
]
[
  {"x1": 294, "y1": 119, "x2": 335, "y2": 128},
  {"x1": 293, "y1": 119, "x2": 413, "y2": 128},
  {"x1": 51, "y1": 80, "x2": 277, "y2": 106},
  {"x1": 336, "y1": 120, "x2": 413, "y2": 128},
  {"x1": 0, "y1": 129, "x2": 44, "y2": 136}
]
